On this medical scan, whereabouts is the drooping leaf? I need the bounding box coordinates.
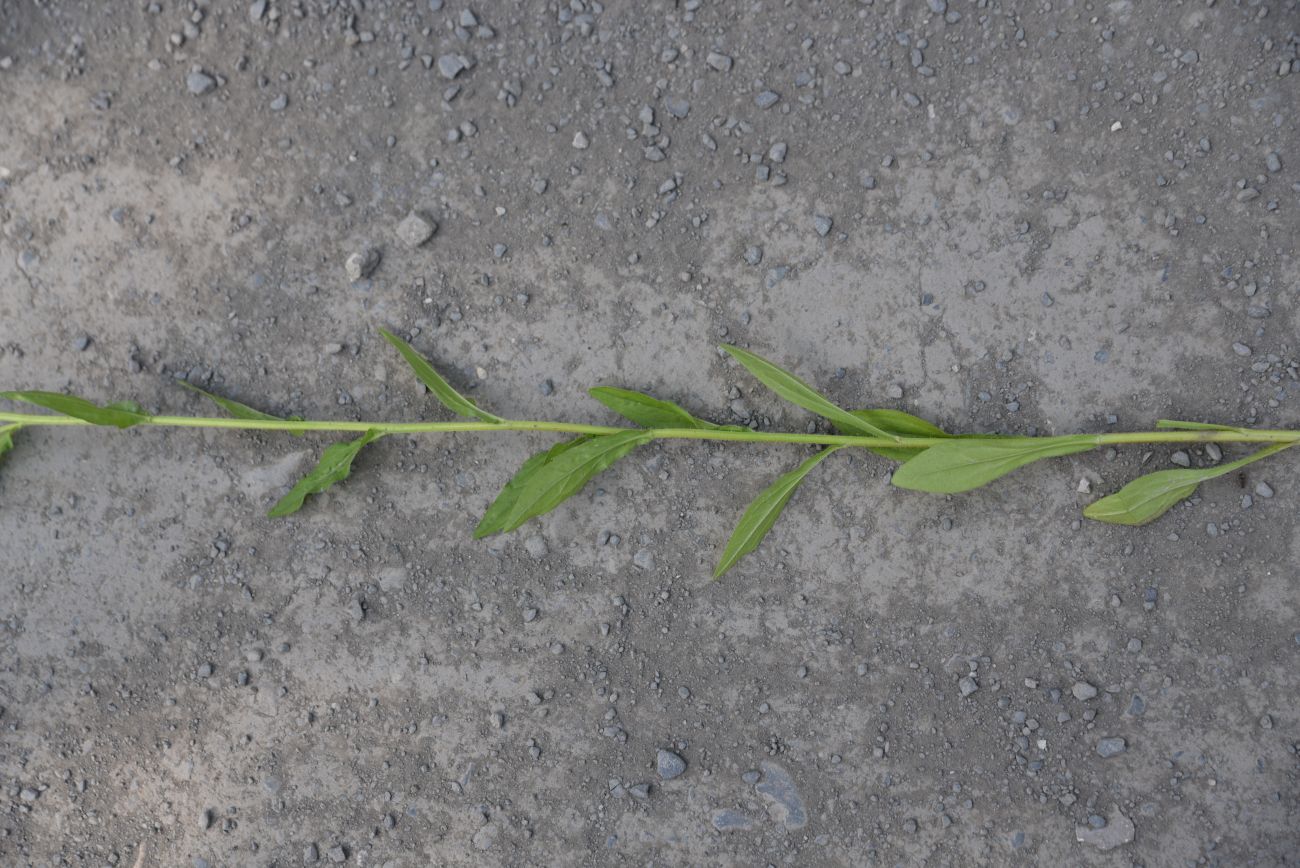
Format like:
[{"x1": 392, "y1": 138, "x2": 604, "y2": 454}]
[
  {"x1": 1155, "y1": 419, "x2": 1242, "y2": 432},
  {"x1": 268, "y1": 429, "x2": 384, "y2": 517},
  {"x1": 180, "y1": 381, "x2": 304, "y2": 436},
  {"x1": 589, "y1": 386, "x2": 742, "y2": 431},
  {"x1": 494, "y1": 430, "x2": 652, "y2": 533},
  {"x1": 0, "y1": 390, "x2": 149, "y2": 429},
  {"x1": 890, "y1": 435, "x2": 1096, "y2": 493},
  {"x1": 851, "y1": 409, "x2": 950, "y2": 461},
  {"x1": 1084, "y1": 442, "x2": 1292, "y2": 525},
  {"x1": 714, "y1": 447, "x2": 840, "y2": 578},
  {"x1": 379, "y1": 328, "x2": 503, "y2": 423},
  {"x1": 474, "y1": 435, "x2": 592, "y2": 538},
  {"x1": 720, "y1": 344, "x2": 893, "y2": 440}
]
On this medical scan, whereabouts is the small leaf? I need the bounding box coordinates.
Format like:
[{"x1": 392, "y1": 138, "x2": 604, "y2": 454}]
[
  {"x1": 1084, "y1": 443, "x2": 1293, "y2": 525},
  {"x1": 0, "y1": 425, "x2": 16, "y2": 462},
  {"x1": 0, "y1": 390, "x2": 149, "y2": 429},
  {"x1": 474, "y1": 435, "x2": 592, "y2": 538},
  {"x1": 180, "y1": 381, "x2": 304, "y2": 436},
  {"x1": 720, "y1": 344, "x2": 893, "y2": 440},
  {"x1": 268, "y1": 429, "x2": 384, "y2": 517},
  {"x1": 714, "y1": 447, "x2": 840, "y2": 578},
  {"x1": 379, "y1": 328, "x2": 503, "y2": 423},
  {"x1": 851, "y1": 409, "x2": 950, "y2": 461},
  {"x1": 890, "y1": 435, "x2": 1096, "y2": 493},
  {"x1": 495, "y1": 430, "x2": 652, "y2": 533},
  {"x1": 589, "y1": 386, "x2": 741, "y2": 431},
  {"x1": 1155, "y1": 419, "x2": 1242, "y2": 432}
]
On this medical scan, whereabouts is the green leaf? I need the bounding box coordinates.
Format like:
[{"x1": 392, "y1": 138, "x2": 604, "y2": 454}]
[
  {"x1": 1155, "y1": 419, "x2": 1242, "y2": 432},
  {"x1": 474, "y1": 435, "x2": 592, "y2": 538},
  {"x1": 180, "y1": 381, "x2": 304, "y2": 436},
  {"x1": 0, "y1": 425, "x2": 16, "y2": 462},
  {"x1": 1084, "y1": 442, "x2": 1293, "y2": 525},
  {"x1": 268, "y1": 429, "x2": 384, "y2": 517},
  {"x1": 890, "y1": 435, "x2": 1096, "y2": 493},
  {"x1": 720, "y1": 344, "x2": 894, "y2": 440},
  {"x1": 493, "y1": 430, "x2": 652, "y2": 533},
  {"x1": 379, "y1": 328, "x2": 503, "y2": 423},
  {"x1": 0, "y1": 390, "x2": 149, "y2": 429},
  {"x1": 851, "y1": 409, "x2": 950, "y2": 461},
  {"x1": 714, "y1": 447, "x2": 840, "y2": 578},
  {"x1": 589, "y1": 386, "x2": 741, "y2": 431}
]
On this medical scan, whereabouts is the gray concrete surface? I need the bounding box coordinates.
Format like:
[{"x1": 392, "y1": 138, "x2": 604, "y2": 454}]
[{"x1": 2, "y1": 0, "x2": 1299, "y2": 865}]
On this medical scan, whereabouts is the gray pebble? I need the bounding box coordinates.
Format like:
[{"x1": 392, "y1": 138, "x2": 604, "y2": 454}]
[
  {"x1": 859, "y1": 173, "x2": 876, "y2": 189},
  {"x1": 813, "y1": 214, "x2": 833, "y2": 237},
  {"x1": 73, "y1": 334, "x2": 91, "y2": 351},
  {"x1": 1232, "y1": 342, "x2": 1252, "y2": 356},
  {"x1": 327, "y1": 844, "x2": 346, "y2": 863},
  {"x1": 437, "y1": 54, "x2": 470, "y2": 79},
  {"x1": 656, "y1": 749, "x2": 687, "y2": 780},
  {"x1": 1095, "y1": 736, "x2": 1127, "y2": 758},
  {"x1": 1255, "y1": 481, "x2": 1274, "y2": 498},
  {"x1": 344, "y1": 247, "x2": 381, "y2": 281},
  {"x1": 632, "y1": 548, "x2": 655, "y2": 570},
  {"x1": 396, "y1": 211, "x2": 436, "y2": 247},
  {"x1": 572, "y1": 131, "x2": 590, "y2": 149},
  {"x1": 665, "y1": 97, "x2": 690, "y2": 119},
  {"x1": 1266, "y1": 152, "x2": 1282, "y2": 173},
  {"x1": 1071, "y1": 681, "x2": 1098, "y2": 700},
  {"x1": 269, "y1": 93, "x2": 288, "y2": 111},
  {"x1": 755, "y1": 762, "x2": 807, "y2": 829},
  {"x1": 768, "y1": 142, "x2": 787, "y2": 163},
  {"x1": 250, "y1": 0, "x2": 267, "y2": 21},
  {"x1": 1170, "y1": 451, "x2": 1191, "y2": 468},
  {"x1": 958, "y1": 675, "x2": 979, "y2": 697},
  {"x1": 711, "y1": 809, "x2": 755, "y2": 831},
  {"x1": 743, "y1": 245, "x2": 763, "y2": 265},
  {"x1": 754, "y1": 90, "x2": 780, "y2": 109},
  {"x1": 1206, "y1": 443, "x2": 1222, "y2": 462},
  {"x1": 706, "y1": 51, "x2": 733, "y2": 72},
  {"x1": 186, "y1": 71, "x2": 216, "y2": 95}
]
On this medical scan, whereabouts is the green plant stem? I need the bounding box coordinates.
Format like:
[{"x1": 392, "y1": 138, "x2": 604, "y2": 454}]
[{"x1": 2, "y1": 410, "x2": 1300, "y2": 450}]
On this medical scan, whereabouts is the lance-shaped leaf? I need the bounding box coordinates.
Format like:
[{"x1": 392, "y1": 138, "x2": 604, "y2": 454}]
[
  {"x1": 379, "y1": 328, "x2": 503, "y2": 423},
  {"x1": 0, "y1": 425, "x2": 16, "y2": 463},
  {"x1": 0, "y1": 390, "x2": 149, "y2": 429},
  {"x1": 589, "y1": 386, "x2": 742, "y2": 431},
  {"x1": 720, "y1": 344, "x2": 894, "y2": 440},
  {"x1": 714, "y1": 447, "x2": 840, "y2": 578},
  {"x1": 268, "y1": 429, "x2": 384, "y2": 517},
  {"x1": 492, "y1": 429, "x2": 652, "y2": 533},
  {"x1": 851, "y1": 409, "x2": 950, "y2": 461},
  {"x1": 1155, "y1": 419, "x2": 1243, "y2": 432},
  {"x1": 474, "y1": 435, "x2": 592, "y2": 538},
  {"x1": 1084, "y1": 442, "x2": 1293, "y2": 525},
  {"x1": 890, "y1": 435, "x2": 1096, "y2": 493},
  {"x1": 180, "y1": 381, "x2": 304, "y2": 436}
]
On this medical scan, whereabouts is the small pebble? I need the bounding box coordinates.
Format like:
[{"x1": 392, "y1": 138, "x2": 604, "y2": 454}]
[
  {"x1": 754, "y1": 90, "x2": 780, "y2": 109},
  {"x1": 656, "y1": 749, "x2": 687, "y2": 780},
  {"x1": 1096, "y1": 737, "x2": 1127, "y2": 758},
  {"x1": 571, "y1": 131, "x2": 590, "y2": 149},
  {"x1": 396, "y1": 211, "x2": 436, "y2": 247}
]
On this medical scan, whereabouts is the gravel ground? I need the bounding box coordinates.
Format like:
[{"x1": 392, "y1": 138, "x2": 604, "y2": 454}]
[{"x1": 2, "y1": 0, "x2": 1299, "y2": 865}]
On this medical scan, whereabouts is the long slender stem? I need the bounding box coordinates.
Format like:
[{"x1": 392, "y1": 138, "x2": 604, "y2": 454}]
[{"x1": 2, "y1": 410, "x2": 1299, "y2": 449}]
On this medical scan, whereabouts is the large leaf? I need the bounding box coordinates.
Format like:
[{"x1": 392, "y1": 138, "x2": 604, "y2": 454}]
[
  {"x1": 1084, "y1": 443, "x2": 1292, "y2": 525},
  {"x1": 720, "y1": 345, "x2": 893, "y2": 440},
  {"x1": 474, "y1": 435, "x2": 591, "y2": 538},
  {"x1": 493, "y1": 430, "x2": 652, "y2": 533},
  {"x1": 180, "y1": 381, "x2": 304, "y2": 436},
  {"x1": 589, "y1": 386, "x2": 742, "y2": 431},
  {"x1": 1155, "y1": 419, "x2": 1242, "y2": 432},
  {"x1": 0, "y1": 390, "x2": 149, "y2": 429},
  {"x1": 268, "y1": 429, "x2": 384, "y2": 517},
  {"x1": 851, "y1": 409, "x2": 950, "y2": 461},
  {"x1": 714, "y1": 447, "x2": 840, "y2": 578},
  {"x1": 379, "y1": 328, "x2": 503, "y2": 423},
  {"x1": 890, "y1": 435, "x2": 1096, "y2": 493}
]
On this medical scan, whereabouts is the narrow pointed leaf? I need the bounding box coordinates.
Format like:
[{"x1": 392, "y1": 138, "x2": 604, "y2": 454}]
[
  {"x1": 891, "y1": 435, "x2": 1096, "y2": 493},
  {"x1": 1084, "y1": 443, "x2": 1293, "y2": 525},
  {"x1": 268, "y1": 429, "x2": 384, "y2": 517},
  {"x1": 1155, "y1": 419, "x2": 1242, "y2": 432},
  {"x1": 497, "y1": 430, "x2": 651, "y2": 533},
  {"x1": 714, "y1": 447, "x2": 840, "y2": 578},
  {"x1": 180, "y1": 381, "x2": 304, "y2": 436},
  {"x1": 589, "y1": 386, "x2": 741, "y2": 431},
  {"x1": 720, "y1": 344, "x2": 893, "y2": 440},
  {"x1": 0, "y1": 390, "x2": 149, "y2": 428},
  {"x1": 379, "y1": 328, "x2": 503, "y2": 423},
  {"x1": 851, "y1": 409, "x2": 950, "y2": 461},
  {"x1": 474, "y1": 435, "x2": 592, "y2": 538}
]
